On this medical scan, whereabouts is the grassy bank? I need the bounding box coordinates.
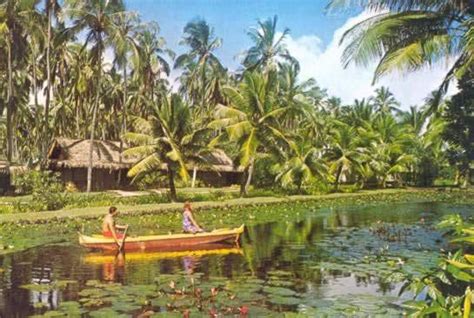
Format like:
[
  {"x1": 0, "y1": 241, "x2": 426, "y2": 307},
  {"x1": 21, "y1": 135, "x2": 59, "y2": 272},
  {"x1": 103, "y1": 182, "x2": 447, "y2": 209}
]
[
  {"x1": 0, "y1": 188, "x2": 472, "y2": 224},
  {"x1": 0, "y1": 188, "x2": 472, "y2": 255}
]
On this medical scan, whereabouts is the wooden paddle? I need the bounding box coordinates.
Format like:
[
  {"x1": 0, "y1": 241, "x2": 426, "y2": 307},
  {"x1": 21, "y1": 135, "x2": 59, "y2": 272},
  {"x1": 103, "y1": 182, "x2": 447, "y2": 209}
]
[{"x1": 118, "y1": 225, "x2": 129, "y2": 252}]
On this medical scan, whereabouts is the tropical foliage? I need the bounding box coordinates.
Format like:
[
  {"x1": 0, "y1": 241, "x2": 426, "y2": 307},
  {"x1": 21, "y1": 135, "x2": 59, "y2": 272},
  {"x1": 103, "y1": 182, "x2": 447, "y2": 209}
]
[
  {"x1": 0, "y1": 0, "x2": 471, "y2": 198},
  {"x1": 397, "y1": 214, "x2": 473, "y2": 317}
]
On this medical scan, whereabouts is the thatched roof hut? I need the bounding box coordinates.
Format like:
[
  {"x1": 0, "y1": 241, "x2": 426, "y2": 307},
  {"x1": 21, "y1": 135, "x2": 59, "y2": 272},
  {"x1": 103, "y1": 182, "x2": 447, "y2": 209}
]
[
  {"x1": 47, "y1": 138, "x2": 241, "y2": 190},
  {"x1": 48, "y1": 138, "x2": 135, "y2": 170}
]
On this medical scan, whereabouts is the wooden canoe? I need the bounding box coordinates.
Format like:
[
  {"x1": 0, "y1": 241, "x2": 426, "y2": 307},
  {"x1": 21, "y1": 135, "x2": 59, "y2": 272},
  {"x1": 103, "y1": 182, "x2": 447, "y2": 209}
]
[{"x1": 78, "y1": 224, "x2": 245, "y2": 252}]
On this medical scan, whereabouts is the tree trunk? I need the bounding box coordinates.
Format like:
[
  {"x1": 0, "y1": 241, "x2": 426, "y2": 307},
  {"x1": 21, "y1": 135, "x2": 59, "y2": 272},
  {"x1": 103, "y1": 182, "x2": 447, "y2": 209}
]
[
  {"x1": 43, "y1": 0, "x2": 52, "y2": 163},
  {"x1": 297, "y1": 181, "x2": 302, "y2": 194},
  {"x1": 201, "y1": 61, "x2": 206, "y2": 111},
  {"x1": 240, "y1": 160, "x2": 254, "y2": 197},
  {"x1": 239, "y1": 166, "x2": 248, "y2": 197},
  {"x1": 168, "y1": 168, "x2": 177, "y2": 202},
  {"x1": 75, "y1": 98, "x2": 80, "y2": 137},
  {"x1": 117, "y1": 65, "x2": 127, "y2": 186},
  {"x1": 334, "y1": 165, "x2": 343, "y2": 191},
  {"x1": 32, "y1": 47, "x2": 41, "y2": 161},
  {"x1": 86, "y1": 37, "x2": 102, "y2": 193},
  {"x1": 461, "y1": 167, "x2": 470, "y2": 188},
  {"x1": 191, "y1": 166, "x2": 197, "y2": 188},
  {"x1": 6, "y1": 35, "x2": 13, "y2": 163}
]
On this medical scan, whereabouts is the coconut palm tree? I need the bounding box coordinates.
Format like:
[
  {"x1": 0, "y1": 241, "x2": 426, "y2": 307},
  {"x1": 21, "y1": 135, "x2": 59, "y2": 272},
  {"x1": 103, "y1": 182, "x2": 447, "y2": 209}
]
[
  {"x1": 242, "y1": 15, "x2": 293, "y2": 72},
  {"x1": 132, "y1": 22, "x2": 172, "y2": 116},
  {"x1": 341, "y1": 98, "x2": 374, "y2": 127},
  {"x1": 174, "y1": 18, "x2": 223, "y2": 111},
  {"x1": 331, "y1": 0, "x2": 473, "y2": 93},
  {"x1": 275, "y1": 140, "x2": 328, "y2": 192},
  {"x1": 108, "y1": 11, "x2": 142, "y2": 185},
  {"x1": 208, "y1": 70, "x2": 295, "y2": 196},
  {"x1": 359, "y1": 114, "x2": 415, "y2": 187},
  {"x1": 324, "y1": 96, "x2": 343, "y2": 117},
  {"x1": 277, "y1": 61, "x2": 321, "y2": 130},
  {"x1": 41, "y1": 0, "x2": 62, "y2": 163},
  {"x1": 370, "y1": 86, "x2": 400, "y2": 115},
  {"x1": 399, "y1": 106, "x2": 427, "y2": 135},
  {"x1": 124, "y1": 94, "x2": 213, "y2": 201},
  {"x1": 65, "y1": 0, "x2": 124, "y2": 192},
  {"x1": 325, "y1": 123, "x2": 363, "y2": 190},
  {"x1": 0, "y1": 0, "x2": 40, "y2": 163}
]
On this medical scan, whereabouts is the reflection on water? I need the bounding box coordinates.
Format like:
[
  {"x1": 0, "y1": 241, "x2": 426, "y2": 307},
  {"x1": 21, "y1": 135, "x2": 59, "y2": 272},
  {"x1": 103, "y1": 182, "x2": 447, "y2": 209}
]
[{"x1": 0, "y1": 202, "x2": 472, "y2": 316}]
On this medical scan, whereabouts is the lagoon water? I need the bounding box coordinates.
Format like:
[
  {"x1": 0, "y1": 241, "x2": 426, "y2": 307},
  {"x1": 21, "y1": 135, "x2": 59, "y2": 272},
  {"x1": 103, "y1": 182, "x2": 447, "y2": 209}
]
[{"x1": 0, "y1": 202, "x2": 472, "y2": 317}]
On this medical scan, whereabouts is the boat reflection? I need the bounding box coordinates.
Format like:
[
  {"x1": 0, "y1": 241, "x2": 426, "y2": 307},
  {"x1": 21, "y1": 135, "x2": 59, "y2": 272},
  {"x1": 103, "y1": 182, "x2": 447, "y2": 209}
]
[{"x1": 82, "y1": 243, "x2": 243, "y2": 265}]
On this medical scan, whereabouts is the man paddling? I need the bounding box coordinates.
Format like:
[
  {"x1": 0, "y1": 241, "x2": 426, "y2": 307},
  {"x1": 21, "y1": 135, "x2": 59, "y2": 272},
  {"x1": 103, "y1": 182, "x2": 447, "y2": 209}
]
[{"x1": 102, "y1": 206, "x2": 127, "y2": 246}]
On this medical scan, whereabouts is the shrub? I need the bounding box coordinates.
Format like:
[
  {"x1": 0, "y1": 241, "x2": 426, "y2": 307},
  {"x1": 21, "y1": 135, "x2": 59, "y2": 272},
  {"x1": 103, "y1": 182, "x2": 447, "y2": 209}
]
[
  {"x1": 306, "y1": 179, "x2": 331, "y2": 195},
  {"x1": 11, "y1": 170, "x2": 67, "y2": 211},
  {"x1": 32, "y1": 172, "x2": 67, "y2": 211},
  {"x1": 65, "y1": 182, "x2": 79, "y2": 193},
  {"x1": 252, "y1": 157, "x2": 278, "y2": 188},
  {"x1": 134, "y1": 172, "x2": 167, "y2": 190},
  {"x1": 340, "y1": 184, "x2": 359, "y2": 193}
]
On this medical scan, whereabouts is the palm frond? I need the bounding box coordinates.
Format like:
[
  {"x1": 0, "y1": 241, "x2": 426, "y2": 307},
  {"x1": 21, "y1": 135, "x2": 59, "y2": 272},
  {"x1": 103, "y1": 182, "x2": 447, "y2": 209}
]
[{"x1": 127, "y1": 153, "x2": 161, "y2": 177}]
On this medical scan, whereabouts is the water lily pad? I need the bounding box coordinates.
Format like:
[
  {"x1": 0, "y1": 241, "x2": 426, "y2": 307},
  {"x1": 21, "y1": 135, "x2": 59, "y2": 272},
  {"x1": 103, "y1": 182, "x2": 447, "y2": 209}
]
[
  {"x1": 268, "y1": 295, "x2": 301, "y2": 306},
  {"x1": 42, "y1": 311, "x2": 65, "y2": 317},
  {"x1": 111, "y1": 300, "x2": 142, "y2": 312},
  {"x1": 78, "y1": 288, "x2": 106, "y2": 298},
  {"x1": 263, "y1": 286, "x2": 297, "y2": 297},
  {"x1": 89, "y1": 308, "x2": 128, "y2": 318},
  {"x1": 267, "y1": 270, "x2": 293, "y2": 278},
  {"x1": 150, "y1": 311, "x2": 183, "y2": 317},
  {"x1": 149, "y1": 296, "x2": 169, "y2": 308},
  {"x1": 247, "y1": 306, "x2": 275, "y2": 317},
  {"x1": 57, "y1": 301, "x2": 81, "y2": 315},
  {"x1": 267, "y1": 279, "x2": 295, "y2": 288}
]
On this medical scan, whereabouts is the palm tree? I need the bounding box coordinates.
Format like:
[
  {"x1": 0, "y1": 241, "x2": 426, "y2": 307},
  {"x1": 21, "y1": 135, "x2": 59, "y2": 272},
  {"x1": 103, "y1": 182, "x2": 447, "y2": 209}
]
[
  {"x1": 399, "y1": 105, "x2": 427, "y2": 135},
  {"x1": 324, "y1": 96, "x2": 342, "y2": 117},
  {"x1": 370, "y1": 86, "x2": 400, "y2": 115},
  {"x1": 42, "y1": 0, "x2": 62, "y2": 164},
  {"x1": 124, "y1": 94, "x2": 213, "y2": 201},
  {"x1": 0, "y1": 0, "x2": 39, "y2": 163},
  {"x1": 275, "y1": 140, "x2": 327, "y2": 192},
  {"x1": 109, "y1": 11, "x2": 141, "y2": 184},
  {"x1": 132, "y1": 22, "x2": 172, "y2": 116},
  {"x1": 331, "y1": 0, "x2": 473, "y2": 93},
  {"x1": 325, "y1": 123, "x2": 363, "y2": 189},
  {"x1": 242, "y1": 15, "x2": 293, "y2": 72},
  {"x1": 277, "y1": 61, "x2": 321, "y2": 130},
  {"x1": 65, "y1": 0, "x2": 124, "y2": 192},
  {"x1": 208, "y1": 71, "x2": 295, "y2": 196},
  {"x1": 341, "y1": 98, "x2": 374, "y2": 127},
  {"x1": 359, "y1": 115, "x2": 415, "y2": 187},
  {"x1": 174, "y1": 18, "x2": 223, "y2": 111}
]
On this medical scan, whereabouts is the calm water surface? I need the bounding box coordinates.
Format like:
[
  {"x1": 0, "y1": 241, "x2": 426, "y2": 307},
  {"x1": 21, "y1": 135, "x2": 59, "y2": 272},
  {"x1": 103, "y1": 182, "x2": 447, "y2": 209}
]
[{"x1": 0, "y1": 202, "x2": 472, "y2": 317}]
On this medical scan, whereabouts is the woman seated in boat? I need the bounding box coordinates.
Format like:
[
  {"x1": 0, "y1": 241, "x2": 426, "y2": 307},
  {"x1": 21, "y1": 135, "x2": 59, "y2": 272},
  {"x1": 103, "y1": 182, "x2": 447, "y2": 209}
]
[
  {"x1": 102, "y1": 206, "x2": 127, "y2": 243},
  {"x1": 183, "y1": 202, "x2": 204, "y2": 234}
]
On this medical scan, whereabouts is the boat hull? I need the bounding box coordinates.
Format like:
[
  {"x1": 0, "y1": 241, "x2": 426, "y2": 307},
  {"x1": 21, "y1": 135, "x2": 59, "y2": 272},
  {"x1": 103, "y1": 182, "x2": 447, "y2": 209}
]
[{"x1": 79, "y1": 225, "x2": 244, "y2": 252}]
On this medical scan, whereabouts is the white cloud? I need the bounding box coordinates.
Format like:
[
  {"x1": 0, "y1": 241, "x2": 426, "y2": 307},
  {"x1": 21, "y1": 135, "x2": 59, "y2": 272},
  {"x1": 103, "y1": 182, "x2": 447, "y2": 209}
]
[{"x1": 283, "y1": 11, "x2": 457, "y2": 108}]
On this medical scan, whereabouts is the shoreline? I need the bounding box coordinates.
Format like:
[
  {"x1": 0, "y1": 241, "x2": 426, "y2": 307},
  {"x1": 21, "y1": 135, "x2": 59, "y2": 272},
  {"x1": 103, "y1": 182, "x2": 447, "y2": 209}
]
[{"x1": 1, "y1": 188, "x2": 472, "y2": 224}]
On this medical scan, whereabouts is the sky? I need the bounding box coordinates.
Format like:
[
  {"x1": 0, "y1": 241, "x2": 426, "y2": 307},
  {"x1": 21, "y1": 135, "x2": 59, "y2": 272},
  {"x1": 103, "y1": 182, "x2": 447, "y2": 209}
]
[{"x1": 125, "y1": 0, "x2": 456, "y2": 109}]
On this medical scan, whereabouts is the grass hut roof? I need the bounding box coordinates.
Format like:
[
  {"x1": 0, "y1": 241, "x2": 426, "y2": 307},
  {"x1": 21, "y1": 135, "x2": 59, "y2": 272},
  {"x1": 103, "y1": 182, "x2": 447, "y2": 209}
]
[
  {"x1": 47, "y1": 138, "x2": 240, "y2": 172},
  {"x1": 48, "y1": 138, "x2": 134, "y2": 170}
]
